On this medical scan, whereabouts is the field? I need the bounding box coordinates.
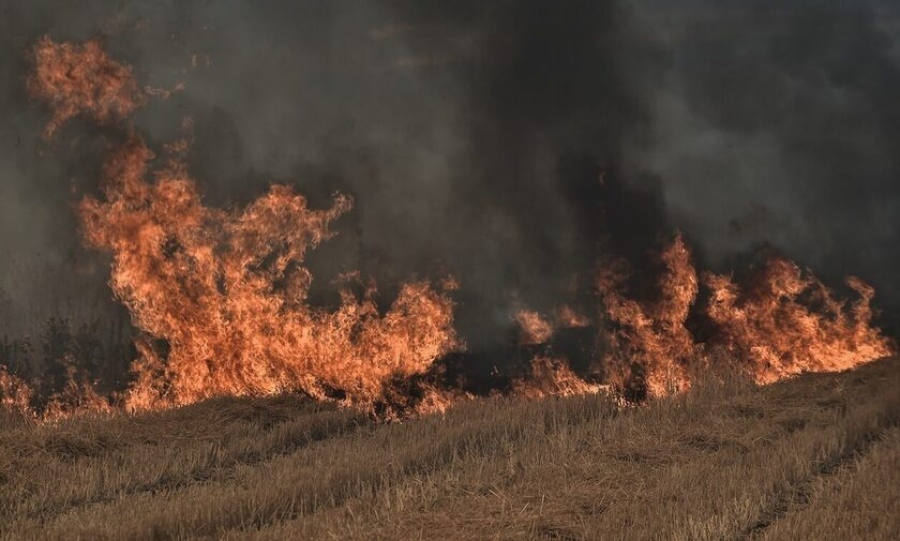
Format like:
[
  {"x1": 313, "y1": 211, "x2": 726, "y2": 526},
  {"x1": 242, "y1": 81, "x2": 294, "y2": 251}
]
[{"x1": 1, "y1": 358, "x2": 898, "y2": 541}]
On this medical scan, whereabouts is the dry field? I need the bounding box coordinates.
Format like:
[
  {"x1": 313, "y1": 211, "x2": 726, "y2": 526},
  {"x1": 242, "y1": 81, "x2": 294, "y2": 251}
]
[{"x1": 1, "y1": 358, "x2": 897, "y2": 541}]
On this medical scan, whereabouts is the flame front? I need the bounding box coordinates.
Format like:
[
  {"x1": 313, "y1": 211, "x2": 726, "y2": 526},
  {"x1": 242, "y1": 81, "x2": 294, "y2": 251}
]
[
  {"x1": 595, "y1": 235, "x2": 894, "y2": 398},
  {"x1": 703, "y1": 260, "x2": 893, "y2": 384},
  {"x1": 3, "y1": 37, "x2": 894, "y2": 421}
]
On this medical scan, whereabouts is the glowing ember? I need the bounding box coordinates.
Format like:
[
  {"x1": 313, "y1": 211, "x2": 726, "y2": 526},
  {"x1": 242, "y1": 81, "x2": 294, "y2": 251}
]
[{"x1": 28, "y1": 37, "x2": 145, "y2": 138}]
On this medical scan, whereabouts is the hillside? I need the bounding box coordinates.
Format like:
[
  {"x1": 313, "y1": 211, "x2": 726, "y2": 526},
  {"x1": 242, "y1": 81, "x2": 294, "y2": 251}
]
[{"x1": 1, "y1": 357, "x2": 898, "y2": 541}]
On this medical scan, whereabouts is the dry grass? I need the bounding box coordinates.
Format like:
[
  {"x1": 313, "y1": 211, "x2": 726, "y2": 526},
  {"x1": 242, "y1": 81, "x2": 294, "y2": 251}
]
[{"x1": 1, "y1": 358, "x2": 897, "y2": 540}]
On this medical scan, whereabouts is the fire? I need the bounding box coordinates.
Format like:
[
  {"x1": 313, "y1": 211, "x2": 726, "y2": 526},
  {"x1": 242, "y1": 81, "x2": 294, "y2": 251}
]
[
  {"x1": 78, "y1": 135, "x2": 458, "y2": 412},
  {"x1": 0, "y1": 366, "x2": 32, "y2": 415},
  {"x1": 41, "y1": 359, "x2": 114, "y2": 420},
  {"x1": 27, "y1": 37, "x2": 145, "y2": 138},
  {"x1": 597, "y1": 235, "x2": 699, "y2": 398},
  {"x1": 596, "y1": 235, "x2": 894, "y2": 398},
  {"x1": 556, "y1": 304, "x2": 590, "y2": 328},
  {"x1": 515, "y1": 310, "x2": 554, "y2": 345},
  {"x1": 704, "y1": 259, "x2": 894, "y2": 384},
  {"x1": 511, "y1": 356, "x2": 604, "y2": 399},
  {"x1": 5, "y1": 36, "x2": 894, "y2": 421}
]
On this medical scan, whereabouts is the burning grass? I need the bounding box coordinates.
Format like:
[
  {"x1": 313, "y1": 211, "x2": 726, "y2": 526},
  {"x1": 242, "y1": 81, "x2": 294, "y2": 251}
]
[{"x1": 4, "y1": 36, "x2": 895, "y2": 423}]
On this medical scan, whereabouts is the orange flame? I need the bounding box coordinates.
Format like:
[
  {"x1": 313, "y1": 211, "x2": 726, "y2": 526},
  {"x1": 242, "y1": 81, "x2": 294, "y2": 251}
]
[
  {"x1": 704, "y1": 259, "x2": 894, "y2": 384},
  {"x1": 598, "y1": 234, "x2": 699, "y2": 397},
  {"x1": 78, "y1": 136, "x2": 458, "y2": 412},
  {"x1": 515, "y1": 310, "x2": 554, "y2": 345},
  {"x1": 13, "y1": 37, "x2": 895, "y2": 421},
  {"x1": 0, "y1": 366, "x2": 32, "y2": 415},
  {"x1": 28, "y1": 37, "x2": 145, "y2": 138},
  {"x1": 511, "y1": 356, "x2": 604, "y2": 399},
  {"x1": 597, "y1": 235, "x2": 894, "y2": 398},
  {"x1": 556, "y1": 304, "x2": 590, "y2": 328},
  {"x1": 42, "y1": 358, "x2": 114, "y2": 421}
]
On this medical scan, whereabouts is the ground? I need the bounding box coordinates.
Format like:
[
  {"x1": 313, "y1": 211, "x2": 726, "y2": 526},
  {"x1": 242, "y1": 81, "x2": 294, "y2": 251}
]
[{"x1": 1, "y1": 357, "x2": 897, "y2": 540}]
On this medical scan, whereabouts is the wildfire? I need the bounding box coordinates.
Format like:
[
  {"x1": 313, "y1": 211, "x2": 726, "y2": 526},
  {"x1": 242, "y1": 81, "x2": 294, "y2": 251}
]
[
  {"x1": 556, "y1": 304, "x2": 590, "y2": 328},
  {"x1": 27, "y1": 37, "x2": 145, "y2": 138},
  {"x1": 594, "y1": 235, "x2": 894, "y2": 398},
  {"x1": 79, "y1": 135, "x2": 459, "y2": 413},
  {"x1": 597, "y1": 235, "x2": 699, "y2": 398},
  {"x1": 0, "y1": 366, "x2": 31, "y2": 415},
  {"x1": 1, "y1": 37, "x2": 893, "y2": 422},
  {"x1": 703, "y1": 260, "x2": 894, "y2": 384}
]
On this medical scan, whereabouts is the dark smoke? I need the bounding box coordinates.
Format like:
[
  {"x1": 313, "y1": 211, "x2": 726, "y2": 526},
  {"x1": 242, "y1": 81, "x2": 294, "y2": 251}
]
[
  {"x1": 1, "y1": 0, "x2": 899, "y2": 378},
  {"x1": 631, "y1": 1, "x2": 900, "y2": 333}
]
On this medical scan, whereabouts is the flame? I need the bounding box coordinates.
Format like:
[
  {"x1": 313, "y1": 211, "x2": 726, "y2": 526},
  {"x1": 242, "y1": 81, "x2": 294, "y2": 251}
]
[
  {"x1": 27, "y1": 37, "x2": 145, "y2": 138},
  {"x1": 78, "y1": 135, "x2": 459, "y2": 413},
  {"x1": 556, "y1": 304, "x2": 590, "y2": 328},
  {"x1": 41, "y1": 359, "x2": 114, "y2": 421},
  {"x1": 0, "y1": 366, "x2": 32, "y2": 415},
  {"x1": 597, "y1": 234, "x2": 699, "y2": 398},
  {"x1": 597, "y1": 235, "x2": 894, "y2": 398},
  {"x1": 511, "y1": 356, "x2": 604, "y2": 399},
  {"x1": 514, "y1": 305, "x2": 589, "y2": 345},
  {"x1": 515, "y1": 310, "x2": 554, "y2": 345},
  {"x1": 703, "y1": 259, "x2": 894, "y2": 384},
  {"x1": 10, "y1": 37, "x2": 895, "y2": 421}
]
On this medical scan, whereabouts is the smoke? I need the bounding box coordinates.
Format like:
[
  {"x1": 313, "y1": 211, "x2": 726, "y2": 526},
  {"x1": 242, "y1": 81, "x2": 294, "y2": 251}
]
[
  {"x1": 2, "y1": 0, "x2": 899, "y2": 353},
  {"x1": 628, "y1": 0, "x2": 900, "y2": 321}
]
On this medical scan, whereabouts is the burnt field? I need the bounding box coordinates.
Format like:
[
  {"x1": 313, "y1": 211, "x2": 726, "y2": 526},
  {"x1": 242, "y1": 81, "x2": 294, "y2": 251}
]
[{"x1": 1, "y1": 357, "x2": 897, "y2": 541}]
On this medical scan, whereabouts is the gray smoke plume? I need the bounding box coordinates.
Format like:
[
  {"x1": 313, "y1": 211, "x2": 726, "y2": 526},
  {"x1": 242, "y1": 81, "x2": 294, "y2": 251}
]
[{"x1": 1, "y1": 0, "x2": 899, "y2": 355}]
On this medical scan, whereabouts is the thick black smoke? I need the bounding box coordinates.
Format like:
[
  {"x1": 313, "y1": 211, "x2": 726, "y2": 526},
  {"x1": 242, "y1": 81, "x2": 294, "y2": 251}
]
[
  {"x1": 631, "y1": 0, "x2": 900, "y2": 333},
  {"x1": 1, "y1": 0, "x2": 899, "y2": 370}
]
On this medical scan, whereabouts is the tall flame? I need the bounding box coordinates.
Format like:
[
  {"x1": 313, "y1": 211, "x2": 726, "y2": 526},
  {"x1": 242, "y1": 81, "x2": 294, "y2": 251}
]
[
  {"x1": 597, "y1": 235, "x2": 699, "y2": 398},
  {"x1": 79, "y1": 136, "x2": 458, "y2": 412},
  {"x1": 596, "y1": 235, "x2": 894, "y2": 397},
  {"x1": 6, "y1": 36, "x2": 894, "y2": 421}
]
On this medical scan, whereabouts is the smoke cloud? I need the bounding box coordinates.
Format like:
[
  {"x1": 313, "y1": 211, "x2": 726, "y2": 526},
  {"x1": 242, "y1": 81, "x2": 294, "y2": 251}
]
[
  {"x1": 630, "y1": 1, "x2": 900, "y2": 324},
  {"x1": 2, "y1": 0, "x2": 899, "y2": 351}
]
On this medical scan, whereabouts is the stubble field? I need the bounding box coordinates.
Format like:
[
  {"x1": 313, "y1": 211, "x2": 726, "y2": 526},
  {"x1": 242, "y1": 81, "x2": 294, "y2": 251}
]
[{"x1": 1, "y1": 357, "x2": 897, "y2": 541}]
